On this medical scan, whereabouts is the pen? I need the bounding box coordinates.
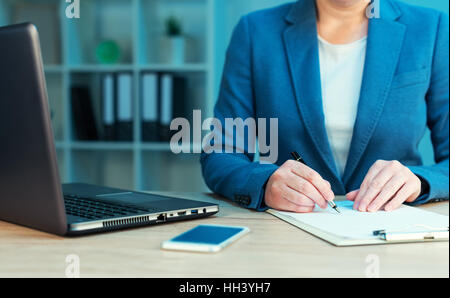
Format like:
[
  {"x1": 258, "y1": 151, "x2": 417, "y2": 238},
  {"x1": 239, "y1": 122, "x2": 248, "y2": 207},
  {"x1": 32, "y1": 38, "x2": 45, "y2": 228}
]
[{"x1": 290, "y1": 151, "x2": 341, "y2": 214}]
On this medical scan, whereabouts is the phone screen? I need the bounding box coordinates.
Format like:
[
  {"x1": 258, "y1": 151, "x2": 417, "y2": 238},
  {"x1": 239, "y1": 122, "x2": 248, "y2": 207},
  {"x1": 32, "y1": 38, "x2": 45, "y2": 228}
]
[{"x1": 170, "y1": 225, "x2": 247, "y2": 245}]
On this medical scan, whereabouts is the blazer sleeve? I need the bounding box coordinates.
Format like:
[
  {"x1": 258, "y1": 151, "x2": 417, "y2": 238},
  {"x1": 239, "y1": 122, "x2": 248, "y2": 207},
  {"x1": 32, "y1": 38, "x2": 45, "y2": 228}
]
[
  {"x1": 409, "y1": 13, "x2": 449, "y2": 205},
  {"x1": 200, "y1": 16, "x2": 278, "y2": 211}
]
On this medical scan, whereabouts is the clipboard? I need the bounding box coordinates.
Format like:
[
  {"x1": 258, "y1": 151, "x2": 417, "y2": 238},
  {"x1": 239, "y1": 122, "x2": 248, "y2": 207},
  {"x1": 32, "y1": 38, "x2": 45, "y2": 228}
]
[{"x1": 267, "y1": 198, "x2": 449, "y2": 247}]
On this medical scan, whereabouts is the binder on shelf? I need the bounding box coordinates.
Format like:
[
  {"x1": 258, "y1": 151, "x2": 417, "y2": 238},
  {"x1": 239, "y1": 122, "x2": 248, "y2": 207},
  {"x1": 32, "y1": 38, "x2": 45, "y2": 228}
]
[
  {"x1": 101, "y1": 73, "x2": 115, "y2": 141},
  {"x1": 158, "y1": 74, "x2": 187, "y2": 142},
  {"x1": 116, "y1": 73, "x2": 133, "y2": 142},
  {"x1": 70, "y1": 86, "x2": 99, "y2": 141},
  {"x1": 141, "y1": 73, "x2": 159, "y2": 142}
]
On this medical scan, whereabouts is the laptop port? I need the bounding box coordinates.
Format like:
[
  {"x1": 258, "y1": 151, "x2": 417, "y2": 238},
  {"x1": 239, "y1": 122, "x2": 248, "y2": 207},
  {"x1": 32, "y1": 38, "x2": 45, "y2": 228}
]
[
  {"x1": 157, "y1": 213, "x2": 167, "y2": 222},
  {"x1": 177, "y1": 211, "x2": 187, "y2": 216},
  {"x1": 191, "y1": 209, "x2": 198, "y2": 215}
]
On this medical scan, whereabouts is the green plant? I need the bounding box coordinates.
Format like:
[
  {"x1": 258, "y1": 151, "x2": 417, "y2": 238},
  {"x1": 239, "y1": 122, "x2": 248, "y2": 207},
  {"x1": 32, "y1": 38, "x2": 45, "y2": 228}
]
[{"x1": 165, "y1": 16, "x2": 182, "y2": 37}]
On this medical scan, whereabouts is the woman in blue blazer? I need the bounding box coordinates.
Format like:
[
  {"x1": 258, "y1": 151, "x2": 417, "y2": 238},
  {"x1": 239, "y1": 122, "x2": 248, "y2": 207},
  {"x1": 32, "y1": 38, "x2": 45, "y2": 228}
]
[{"x1": 200, "y1": 0, "x2": 449, "y2": 213}]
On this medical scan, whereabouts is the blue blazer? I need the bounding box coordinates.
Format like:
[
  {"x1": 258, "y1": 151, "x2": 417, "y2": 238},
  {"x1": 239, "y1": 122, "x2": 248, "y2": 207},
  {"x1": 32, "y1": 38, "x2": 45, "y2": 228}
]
[{"x1": 201, "y1": 0, "x2": 449, "y2": 210}]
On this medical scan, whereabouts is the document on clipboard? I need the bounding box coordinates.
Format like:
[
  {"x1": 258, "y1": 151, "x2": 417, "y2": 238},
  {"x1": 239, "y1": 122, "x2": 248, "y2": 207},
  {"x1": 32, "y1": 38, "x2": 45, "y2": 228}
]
[{"x1": 267, "y1": 199, "x2": 449, "y2": 246}]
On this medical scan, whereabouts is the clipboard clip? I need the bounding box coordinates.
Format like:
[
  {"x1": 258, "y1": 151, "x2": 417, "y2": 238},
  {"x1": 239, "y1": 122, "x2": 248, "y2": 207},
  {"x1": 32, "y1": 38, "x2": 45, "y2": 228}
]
[{"x1": 373, "y1": 227, "x2": 449, "y2": 242}]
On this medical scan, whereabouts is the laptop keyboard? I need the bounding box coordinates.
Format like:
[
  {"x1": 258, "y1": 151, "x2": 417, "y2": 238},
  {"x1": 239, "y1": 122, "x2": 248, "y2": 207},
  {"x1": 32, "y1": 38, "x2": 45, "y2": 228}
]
[{"x1": 64, "y1": 196, "x2": 149, "y2": 220}]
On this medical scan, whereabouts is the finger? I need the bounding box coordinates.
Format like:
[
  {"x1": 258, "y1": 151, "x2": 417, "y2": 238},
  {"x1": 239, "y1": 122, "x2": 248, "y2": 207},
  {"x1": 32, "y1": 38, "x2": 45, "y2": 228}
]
[
  {"x1": 367, "y1": 174, "x2": 407, "y2": 212},
  {"x1": 384, "y1": 182, "x2": 419, "y2": 212},
  {"x1": 293, "y1": 206, "x2": 316, "y2": 213},
  {"x1": 346, "y1": 189, "x2": 359, "y2": 201},
  {"x1": 357, "y1": 163, "x2": 398, "y2": 212},
  {"x1": 287, "y1": 175, "x2": 328, "y2": 209},
  {"x1": 291, "y1": 164, "x2": 334, "y2": 202},
  {"x1": 282, "y1": 185, "x2": 316, "y2": 207},
  {"x1": 354, "y1": 161, "x2": 386, "y2": 210},
  {"x1": 279, "y1": 191, "x2": 316, "y2": 213}
]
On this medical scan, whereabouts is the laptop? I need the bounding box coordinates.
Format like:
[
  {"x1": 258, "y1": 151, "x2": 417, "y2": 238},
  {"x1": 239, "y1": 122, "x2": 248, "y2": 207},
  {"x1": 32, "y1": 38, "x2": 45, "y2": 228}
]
[{"x1": 0, "y1": 23, "x2": 219, "y2": 236}]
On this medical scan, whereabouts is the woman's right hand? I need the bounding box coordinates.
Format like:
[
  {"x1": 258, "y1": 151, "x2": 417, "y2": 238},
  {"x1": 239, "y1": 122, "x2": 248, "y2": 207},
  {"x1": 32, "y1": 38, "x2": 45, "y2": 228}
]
[{"x1": 264, "y1": 160, "x2": 335, "y2": 213}]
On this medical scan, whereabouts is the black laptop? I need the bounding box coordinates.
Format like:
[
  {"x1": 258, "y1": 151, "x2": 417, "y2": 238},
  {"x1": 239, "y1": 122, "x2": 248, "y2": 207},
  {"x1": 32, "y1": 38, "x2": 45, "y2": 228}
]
[{"x1": 0, "y1": 23, "x2": 219, "y2": 236}]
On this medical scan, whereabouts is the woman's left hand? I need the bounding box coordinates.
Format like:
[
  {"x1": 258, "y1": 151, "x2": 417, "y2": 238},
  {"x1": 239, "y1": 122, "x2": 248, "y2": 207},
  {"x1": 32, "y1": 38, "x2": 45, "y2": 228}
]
[{"x1": 346, "y1": 160, "x2": 422, "y2": 212}]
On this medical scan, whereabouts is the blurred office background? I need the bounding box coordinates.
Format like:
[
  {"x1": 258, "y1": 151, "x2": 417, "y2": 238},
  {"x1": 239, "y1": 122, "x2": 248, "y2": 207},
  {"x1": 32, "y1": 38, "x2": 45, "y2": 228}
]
[{"x1": 0, "y1": 0, "x2": 448, "y2": 192}]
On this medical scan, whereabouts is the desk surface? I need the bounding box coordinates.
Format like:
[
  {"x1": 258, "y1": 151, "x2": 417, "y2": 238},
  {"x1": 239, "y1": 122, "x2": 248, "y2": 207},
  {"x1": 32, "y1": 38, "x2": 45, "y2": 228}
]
[{"x1": 0, "y1": 192, "x2": 448, "y2": 278}]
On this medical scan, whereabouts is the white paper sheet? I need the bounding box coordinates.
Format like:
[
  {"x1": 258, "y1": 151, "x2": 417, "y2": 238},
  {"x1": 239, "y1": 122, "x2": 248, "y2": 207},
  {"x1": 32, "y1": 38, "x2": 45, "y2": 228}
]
[{"x1": 272, "y1": 201, "x2": 449, "y2": 240}]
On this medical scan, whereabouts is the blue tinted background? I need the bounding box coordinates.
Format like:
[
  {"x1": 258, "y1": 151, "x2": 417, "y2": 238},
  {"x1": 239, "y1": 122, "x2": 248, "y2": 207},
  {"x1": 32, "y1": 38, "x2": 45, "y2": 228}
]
[{"x1": 0, "y1": 1, "x2": 446, "y2": 192}]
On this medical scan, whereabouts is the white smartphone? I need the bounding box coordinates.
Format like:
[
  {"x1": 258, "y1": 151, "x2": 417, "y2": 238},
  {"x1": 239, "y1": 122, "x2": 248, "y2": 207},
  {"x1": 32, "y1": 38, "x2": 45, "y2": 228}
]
[{"x1": 161, "y1": 224, "x2": 250, "y2": 253}]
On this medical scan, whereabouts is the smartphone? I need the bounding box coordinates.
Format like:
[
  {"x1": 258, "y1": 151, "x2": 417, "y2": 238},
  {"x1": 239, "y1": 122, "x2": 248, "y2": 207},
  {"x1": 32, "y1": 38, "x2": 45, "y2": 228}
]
[{"x1": 161, "y1": 224, "x2": 250, "y2": 253}]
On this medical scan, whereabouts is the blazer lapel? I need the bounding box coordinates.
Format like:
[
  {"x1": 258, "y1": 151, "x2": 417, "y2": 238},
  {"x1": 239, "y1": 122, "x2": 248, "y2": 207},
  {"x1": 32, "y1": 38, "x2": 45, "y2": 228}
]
[
  {"x1": 283, "y1": 0, "x2": 340, "y2": 179},
  {"x1": 342, "y1": 1, "x2": 406, "y2": 184}
]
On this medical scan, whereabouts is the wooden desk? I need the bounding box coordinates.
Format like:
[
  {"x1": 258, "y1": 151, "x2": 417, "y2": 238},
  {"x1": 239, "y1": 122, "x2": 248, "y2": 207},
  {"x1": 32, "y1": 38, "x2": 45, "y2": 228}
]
[{"x1": 0, "y1": 193, "x2": 448, "y2": 278}]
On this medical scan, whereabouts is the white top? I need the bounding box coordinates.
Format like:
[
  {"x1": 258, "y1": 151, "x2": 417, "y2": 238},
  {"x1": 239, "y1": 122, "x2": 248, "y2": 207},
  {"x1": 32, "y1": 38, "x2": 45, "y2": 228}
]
[{"x1": 318, "y1": 35, "x2": 367, "y2": 176}]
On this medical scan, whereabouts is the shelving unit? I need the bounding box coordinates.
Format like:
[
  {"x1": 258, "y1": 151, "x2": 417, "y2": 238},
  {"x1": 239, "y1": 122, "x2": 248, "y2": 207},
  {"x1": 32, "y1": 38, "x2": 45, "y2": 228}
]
[{"x1": 0, "y1": 0, "x2": 216, "y2": 192}]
